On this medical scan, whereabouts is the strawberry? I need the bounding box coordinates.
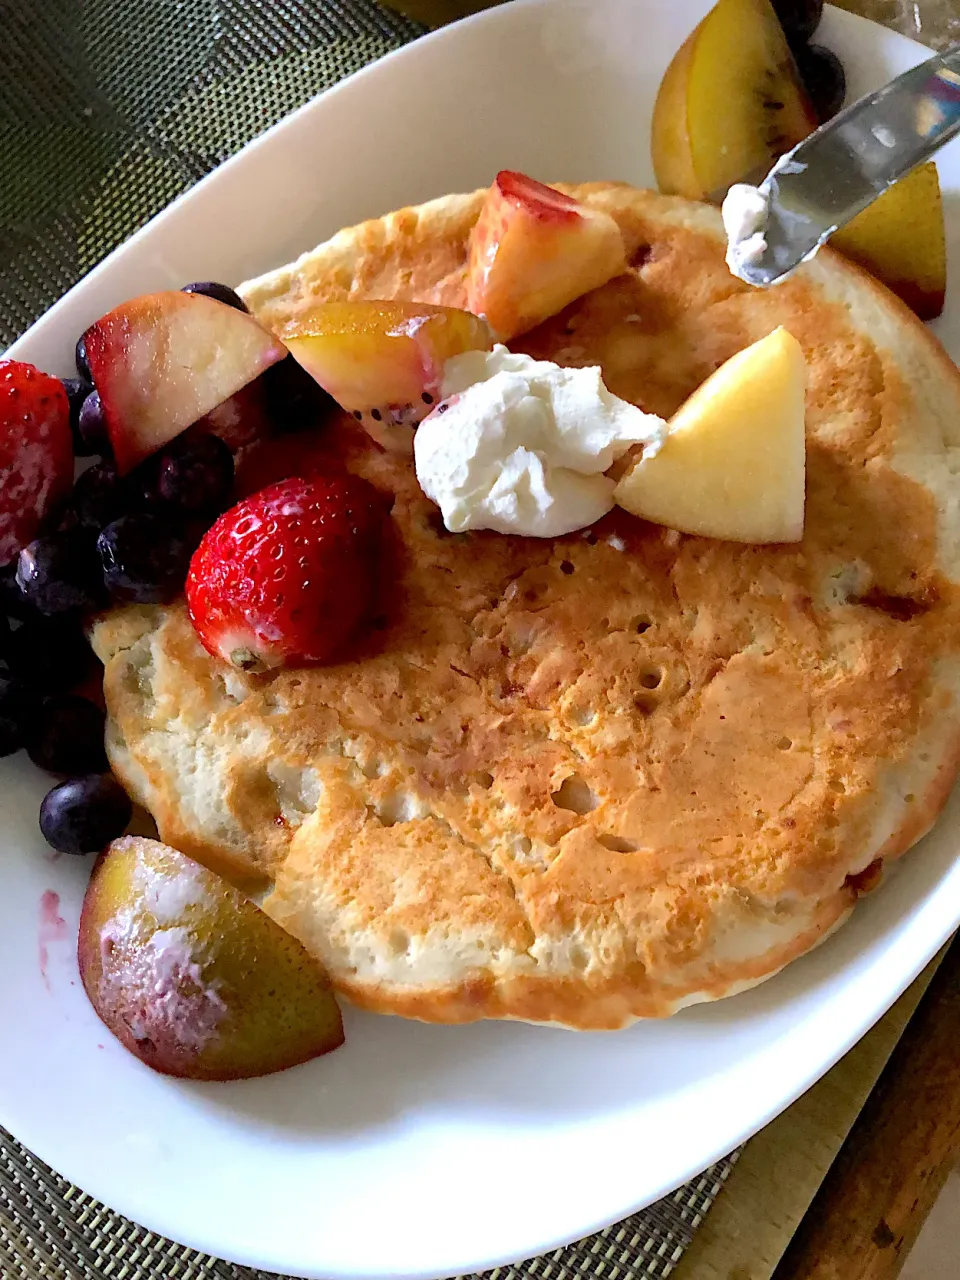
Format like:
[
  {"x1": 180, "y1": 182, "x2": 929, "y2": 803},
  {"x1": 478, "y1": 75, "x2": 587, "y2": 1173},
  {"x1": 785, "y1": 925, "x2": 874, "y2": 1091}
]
[
  {"x1": 232, "y1": 430, "x2": 337, "y2": 501},
  {"x1": 0, "y1": 361, "x2": 73, "y2": 565},
  {"x1": 186, "y1": 474, "x2": 384, "y2": 671}
]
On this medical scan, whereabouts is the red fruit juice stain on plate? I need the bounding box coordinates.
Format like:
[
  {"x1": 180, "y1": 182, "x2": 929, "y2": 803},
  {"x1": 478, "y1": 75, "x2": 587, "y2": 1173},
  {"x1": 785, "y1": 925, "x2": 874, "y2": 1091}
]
[{"x1": 39, "y1": 890, "x2": 68, "y2": 991}]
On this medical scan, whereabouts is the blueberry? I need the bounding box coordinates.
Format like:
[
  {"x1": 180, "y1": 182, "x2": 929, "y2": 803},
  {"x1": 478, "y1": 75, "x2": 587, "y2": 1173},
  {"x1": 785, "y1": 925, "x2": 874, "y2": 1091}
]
[
  {"x1": 76, "y1": 390, "x2": 110, "y2": 457},
  {"x1": 75, "y1": 333, "x2": 92, "y2": 381},
  {"x1": 6, "y1": 616, "x2": 97, "y2": 693},
  {"x1": 182, "y1": 281, "x2": 249, "y2": 312},
  {"x1": 27, "y1": 694, "x2": 108, "y2": 775},
  {"x1": 796, "y1": 44, "x2": 846, "y2": 123},
  {"x1": 62, "y1": 377, "x2": 96, "y2": 455},
  {"x1": 60, "y1": 461, "x2": 128, "y2": 532},
  {"x1": 16, "y1": 532, "x2": 105, "y2": 616},
  {"x1": 98, "y1": 513, "x2": 197, "y2": 604},
  {"x1": 262, "y1": 357, "x2": 336, "y2": 433},
  {"x1": 772, "y1": 0, "x2": 823, "y2": 46},
  {"x1": 0, "y1": 564, "x2": 42, "y2": 624},
  {"x1": 142, "y1": 432, "x2": 234, "y2": 515},
  {"x1": 0, "y1": 673, "x2": 37, "y2": 758},
  {"x1": 0, "y1": 715, "x2": 18, "y2": 758},
  {"x1": 39, "y1": 774, "x2": 132, "y2": 855}
]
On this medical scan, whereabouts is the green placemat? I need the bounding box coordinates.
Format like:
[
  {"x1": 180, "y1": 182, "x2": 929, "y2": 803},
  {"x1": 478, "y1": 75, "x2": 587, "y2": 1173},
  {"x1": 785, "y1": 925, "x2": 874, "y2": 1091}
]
[
  {"x1": 0, "y1": 2, "x2": 738, "y2": 1276},
  {"x1": 0, "y1": 0, "x2": 426, "y2": 346}
]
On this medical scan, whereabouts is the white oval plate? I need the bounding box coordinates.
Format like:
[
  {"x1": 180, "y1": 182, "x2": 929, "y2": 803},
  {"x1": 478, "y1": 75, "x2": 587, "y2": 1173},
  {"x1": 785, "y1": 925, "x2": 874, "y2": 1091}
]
[{"x1": 2, "y1": 3, "x2": 958, "y2": 1278}]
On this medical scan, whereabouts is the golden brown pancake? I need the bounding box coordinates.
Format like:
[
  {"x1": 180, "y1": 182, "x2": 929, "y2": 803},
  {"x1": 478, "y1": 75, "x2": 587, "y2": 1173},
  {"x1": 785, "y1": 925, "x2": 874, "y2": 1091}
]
[{"x1": 91, "y1": 184, "x2": 960, "y2": 1029}]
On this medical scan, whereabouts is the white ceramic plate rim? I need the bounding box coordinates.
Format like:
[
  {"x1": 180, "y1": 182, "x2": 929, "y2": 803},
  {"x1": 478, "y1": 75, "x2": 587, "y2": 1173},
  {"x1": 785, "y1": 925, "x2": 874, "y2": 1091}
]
[{"x1": 2, "y1": 4, "x2": 959, "y2": 1279}]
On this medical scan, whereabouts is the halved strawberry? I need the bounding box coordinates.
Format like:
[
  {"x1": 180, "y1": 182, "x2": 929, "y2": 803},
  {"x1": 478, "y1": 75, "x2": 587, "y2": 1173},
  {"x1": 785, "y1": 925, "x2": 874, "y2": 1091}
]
[
  {"x1": 0, "y1": 362, "x2": 73, "y2": 565},
  {"x1": 466, "y1": 172, "x2": 627, "y2": 340},
  {"x1": 280, "y1": 301, "x2": 493, "y2": 453},
  {"x1": 186, "y1": 474, "x2": 384, "y2": 671},
  {"x1": 83, "y1": 291, "x2": 286, "y2": 474}
]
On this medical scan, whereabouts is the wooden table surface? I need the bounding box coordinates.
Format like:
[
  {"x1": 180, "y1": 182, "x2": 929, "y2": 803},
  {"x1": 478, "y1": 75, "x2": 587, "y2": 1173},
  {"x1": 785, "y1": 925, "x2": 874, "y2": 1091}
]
[
  {"x1": 673, "y1": 943, "x2": 960, "y2": 1280},
  {"x1": 379, "y1": 4, "x2": 960, "y2": 1276}
]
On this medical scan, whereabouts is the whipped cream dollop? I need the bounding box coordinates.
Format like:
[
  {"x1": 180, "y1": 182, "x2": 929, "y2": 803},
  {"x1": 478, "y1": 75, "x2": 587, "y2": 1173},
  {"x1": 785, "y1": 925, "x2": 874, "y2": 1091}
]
[
  {"x1": 722, "y1": 183, "x2": 771, "y2": 280},
  {"x1": 414, "y1": 346, "x2": 666, "y2": 537}
]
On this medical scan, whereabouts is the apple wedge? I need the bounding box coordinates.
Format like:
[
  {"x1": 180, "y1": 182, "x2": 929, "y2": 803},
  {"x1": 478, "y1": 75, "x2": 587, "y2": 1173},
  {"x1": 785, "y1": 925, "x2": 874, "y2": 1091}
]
[
  {"x1": 652, "y1": 0, "x2": 817, "y2": 201},
  {"x1": 465, "y1": 171, "x2": 627, "y2": 341},
  {"x1": 830, "y1": 162, "x2": 946, "y2": 322},
  {"x1": 83, "y1": 291, "x2": 286, "y2": 474},
  {"x1": 614, "y1": 327, "x2": 806, "y2": 543}
]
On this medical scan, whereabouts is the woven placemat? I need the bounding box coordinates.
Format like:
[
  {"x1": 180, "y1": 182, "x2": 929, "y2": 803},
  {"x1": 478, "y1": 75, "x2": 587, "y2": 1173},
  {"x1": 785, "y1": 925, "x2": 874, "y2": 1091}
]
[
  {"x1": 0, "y1": 1129, "x2": 737, "y2": 1280},
  {"x1": 0, "y1": 1, "x2": 739, "y2": 1276}
]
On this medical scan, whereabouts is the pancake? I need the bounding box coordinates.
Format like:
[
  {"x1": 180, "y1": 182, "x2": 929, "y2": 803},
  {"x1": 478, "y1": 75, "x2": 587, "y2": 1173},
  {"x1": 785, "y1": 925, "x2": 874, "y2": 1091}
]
[{"x1": 91, "y1": 183, "x2": 960, "y2": 1029}]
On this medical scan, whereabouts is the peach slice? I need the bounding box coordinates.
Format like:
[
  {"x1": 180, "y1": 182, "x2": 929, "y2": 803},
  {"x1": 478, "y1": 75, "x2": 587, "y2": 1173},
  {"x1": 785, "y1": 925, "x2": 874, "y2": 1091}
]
[
  {"x1": 280, "y1": 301, "x2": 493, "y2": 452},
  {"x1": 830, "y1": 162, "x2": 946, "y2": 321},
  {"x1": 465, "y1": 171, "x2": 627, "y2": 340},
  {"x1": 83, "y1": 291, "x2": 286, "y2": 474},
  {"x1": 652, "y1": 0, "x2": 817, "y2": 201}
]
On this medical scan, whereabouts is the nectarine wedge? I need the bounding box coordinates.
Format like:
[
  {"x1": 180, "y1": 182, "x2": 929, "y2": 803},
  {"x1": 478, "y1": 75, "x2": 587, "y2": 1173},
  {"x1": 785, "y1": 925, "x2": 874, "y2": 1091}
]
[
  {"x1": 83, "y1": 291, "x2": 286, "y2": 474},
  {"x1": 466, "y1": 171, "x2": 627, "y2": 340}
]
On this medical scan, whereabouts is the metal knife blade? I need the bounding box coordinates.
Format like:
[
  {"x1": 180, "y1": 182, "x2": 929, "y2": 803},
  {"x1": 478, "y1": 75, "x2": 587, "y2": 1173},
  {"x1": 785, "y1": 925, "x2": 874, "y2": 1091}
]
[{"x1": 729, "y1": 44, "x2": 960, "y2": 288}]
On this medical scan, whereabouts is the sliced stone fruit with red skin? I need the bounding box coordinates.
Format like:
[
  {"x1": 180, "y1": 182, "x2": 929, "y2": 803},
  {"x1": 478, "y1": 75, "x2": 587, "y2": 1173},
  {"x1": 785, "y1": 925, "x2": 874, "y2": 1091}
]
[
  {"x1": 465, "y1": 171, "x2": 627, "y2": 341},
  {"x1": 280, "y1": 301, "x2": 493, "y2": 453},
  {"x1": 82, "y1": 291, "x2": 287, "y2": 475},
  {"x1": 79, "y1": 836, "x2": 344, "y2": 1081}
]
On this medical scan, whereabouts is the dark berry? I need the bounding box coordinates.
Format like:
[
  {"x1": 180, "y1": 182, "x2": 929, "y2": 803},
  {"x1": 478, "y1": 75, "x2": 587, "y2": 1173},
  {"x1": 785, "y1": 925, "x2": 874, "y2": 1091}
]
[
  {"x1": 141, "y1": 432, "x2": 234, "y2": 515},
  {"x1": 0, "y1": 673, "x2": 38, "y2": 758},
  {"x1": 6, "y1": 616, "x2": 97, "y2": 693},
  {"x1": 39, "y1": 773, "x2": 132, "y2": 855},
  {"x1": 796, "y1": 44, "x2": 846, "y2": 123},
  {"x1": 16, "y1": 532, "x2": 104, "y2": 615},
  {"x1": 772, "y1": 0, "x2": 823, "y2": 46},
  {"x1": 182, "y1": 281, "x2": 249, "y2": 312},
  {"x1": 63, "y1": 377, "x2": 96, "y2": 455},
  {"x1": 98, "y1": 513, "x2": 196, "y2": 604},
  {"x1": 0, "y1": 563, "x2": 41, "y2": 623},
  {"x1": 27, "y1": 694, "x2": 108, "y2": 775},
  {"x1": 60, "y1": 461, "x2": 128, "y2": 532},
  {"x1": 75, "y1": 333, "x2": 92, "y2": 381},
  {"x1": 262, "y1": 357, "x2": 336, "y2": 433},
  {"x1": 76, "y1": 390, "x2": 111, "y2": 456}
]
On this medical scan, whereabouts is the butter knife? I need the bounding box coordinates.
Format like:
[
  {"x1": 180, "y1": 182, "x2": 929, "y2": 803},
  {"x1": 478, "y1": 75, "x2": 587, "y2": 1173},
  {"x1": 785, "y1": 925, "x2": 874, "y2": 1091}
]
[{"x1": 726, "y1": 44, "x2": 960, "y2": 288}]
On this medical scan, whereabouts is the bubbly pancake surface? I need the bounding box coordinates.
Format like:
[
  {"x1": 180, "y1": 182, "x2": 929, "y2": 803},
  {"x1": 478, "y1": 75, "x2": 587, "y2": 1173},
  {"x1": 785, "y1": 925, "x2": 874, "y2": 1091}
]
[{"x1": 92, "y1": 185, "x2": 960, "y2": 1028}]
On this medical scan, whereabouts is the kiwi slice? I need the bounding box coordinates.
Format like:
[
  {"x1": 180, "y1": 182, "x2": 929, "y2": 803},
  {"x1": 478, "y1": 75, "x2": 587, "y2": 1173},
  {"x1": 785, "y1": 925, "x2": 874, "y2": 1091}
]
[{"x1": 652, "y1": 0, "x2": 818, "y2": 200}]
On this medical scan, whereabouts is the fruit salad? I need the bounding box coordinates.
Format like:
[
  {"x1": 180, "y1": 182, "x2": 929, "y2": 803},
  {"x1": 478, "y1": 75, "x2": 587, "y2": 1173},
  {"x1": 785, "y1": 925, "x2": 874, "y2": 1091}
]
[{"x1": 0, "y1": 281, "x2": 347, "y2": 1080}]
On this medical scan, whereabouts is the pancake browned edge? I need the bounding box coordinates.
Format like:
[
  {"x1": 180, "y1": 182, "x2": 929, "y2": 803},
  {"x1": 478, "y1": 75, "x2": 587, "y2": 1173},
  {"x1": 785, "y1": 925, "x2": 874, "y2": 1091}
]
[{"x1": 91, "y1": 183, "x2": 960, "y2": 1029}]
